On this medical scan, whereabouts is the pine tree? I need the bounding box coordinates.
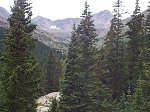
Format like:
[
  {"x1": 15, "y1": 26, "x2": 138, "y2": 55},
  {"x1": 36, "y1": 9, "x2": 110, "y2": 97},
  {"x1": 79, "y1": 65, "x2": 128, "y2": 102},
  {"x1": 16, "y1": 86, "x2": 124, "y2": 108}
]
[
  {"x1": 115, "y1": 86, "x2": 135, "y2": 112},
  {"x1": 142, "y1": 3, "x2": 150, "y2": 94},
  {"x1": 117, "y1": 82, "x2": 150, "y2": 112},
  {"x1": 141, "y1": 1, "x2": 150, "y2": 96},
  {"x1": 0, "y1": 0, "x2": 42, "y2": 111},
  {"x1": 75, "y1": 2, "x2": 109, "y2": 112},
  {"x1": 59, "y1": 23, "x2": 85, "y2": 112},
  {"x1": 45, "y1": 51, "x2": 62, "y2": 94},
  {"x1": 141, "y1": 63, "x2": 150, "y2": 111},
  {"x1": 133, "y1": 81, "x2": 148, "y2": 112},
  {"x1": 125, "y1": 0, "x2": 144, "y2": 92},
  {"x1": 96, "y1": 47, "x2": 117, "y2": 112},
  {"x1": 104, "y1": 0, "x2": 126, "y2": 100},
  {"x1": 139, "y1": 2, "x2": 150, "y2": 104}
]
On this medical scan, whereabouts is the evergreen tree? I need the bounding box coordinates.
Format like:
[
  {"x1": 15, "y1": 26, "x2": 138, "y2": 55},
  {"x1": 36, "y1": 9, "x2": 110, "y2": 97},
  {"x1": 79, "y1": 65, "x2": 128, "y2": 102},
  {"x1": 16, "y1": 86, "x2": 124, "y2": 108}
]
[
  {"x1": 75, "y1": 2, "x2": 108, "y2": 112},
  {"x1": 45, "y1": 51, "x2": 62, "y2": 94},
  {"x1": 60, "y1": 2, "x2": 100, "y2": 110},
  {"x1": 121, "y1": 81, "x2": 149, "y2": 112},
  {"x1": 104, "y1": 0, "x2": 126, "y2": 100},
  {"x1": 0, "y1": 0, "x2": 41, "y2": 111},
  {"x1": 133, "y1": 81, "x2": 148, "y2": 112},
  {"x1": 95, "y1": 46, "x2": 117, "y2": 112},
  {"x1": 115, "y1": 86, "x2": 135, "y2": 112},
  {"x1": 125, "y1": 0, "x2": 144, "y2": 92},
  {"x1": 141, "y1": 0, "x2": 150, "y2": 96},
  {"x1": 115, "y1": 84, "x2": 149, "y2": 112},
  {"x1": 139, "y1": 2, "x2": 150, "y2": 105},
  {"x1": 59, "y1": 23, "x2": 86, "y2": 112},
  {"x1": 141, "y1": 63, "x2": 150, "y2": 111}
]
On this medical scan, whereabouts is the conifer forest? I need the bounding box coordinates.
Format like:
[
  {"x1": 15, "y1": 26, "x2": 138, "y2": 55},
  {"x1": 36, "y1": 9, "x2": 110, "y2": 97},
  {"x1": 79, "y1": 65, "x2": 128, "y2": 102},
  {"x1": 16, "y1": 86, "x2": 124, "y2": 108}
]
[{"x1": 0, "y1": 0, "x2": 150, "y2": 112}]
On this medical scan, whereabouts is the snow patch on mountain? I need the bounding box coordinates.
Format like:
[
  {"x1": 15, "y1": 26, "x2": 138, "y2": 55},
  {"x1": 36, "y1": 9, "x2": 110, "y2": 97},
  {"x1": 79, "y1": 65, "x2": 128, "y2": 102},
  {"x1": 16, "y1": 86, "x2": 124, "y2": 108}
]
[{"x1": 49, "y1": 26, "x2": 60, "y2": 30}]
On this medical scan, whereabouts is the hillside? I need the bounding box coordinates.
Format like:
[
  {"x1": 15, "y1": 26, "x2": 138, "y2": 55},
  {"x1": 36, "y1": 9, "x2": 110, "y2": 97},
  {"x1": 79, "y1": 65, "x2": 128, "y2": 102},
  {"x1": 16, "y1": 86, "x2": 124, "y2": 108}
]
[{"x1": 0, "y1": 27, "x2": 65, "y2": 66}]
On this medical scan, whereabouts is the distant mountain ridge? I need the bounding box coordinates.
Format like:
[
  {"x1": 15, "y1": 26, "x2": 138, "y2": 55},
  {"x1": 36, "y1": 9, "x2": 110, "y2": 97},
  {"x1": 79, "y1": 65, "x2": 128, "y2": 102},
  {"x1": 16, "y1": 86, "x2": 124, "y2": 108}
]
[
  {"x1": 0, "y1": 6, "x2": 113, "y2": 49},
  {"x1": 32, "y1": 10, "x2": 113, "y2": 34},
  {"x1": 0, "y1": 7, "x2": 10, "y2": 27},
  {"x1": 0, "y1": 6, "x2": 113, "y2": 35},
  {"x1": 31, "y1": 10, "x2": 113, "y2": 46}
]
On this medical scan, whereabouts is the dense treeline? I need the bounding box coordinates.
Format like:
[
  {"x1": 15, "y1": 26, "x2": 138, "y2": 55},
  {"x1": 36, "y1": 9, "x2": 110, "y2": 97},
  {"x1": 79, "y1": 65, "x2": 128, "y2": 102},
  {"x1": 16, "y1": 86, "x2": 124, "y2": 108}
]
[
  {"x1": 59, "y1": 0, "x2": 150, "y2": 112},
  {"x1": 0, "y1": 0, "x2": 150, "y2": 112}
]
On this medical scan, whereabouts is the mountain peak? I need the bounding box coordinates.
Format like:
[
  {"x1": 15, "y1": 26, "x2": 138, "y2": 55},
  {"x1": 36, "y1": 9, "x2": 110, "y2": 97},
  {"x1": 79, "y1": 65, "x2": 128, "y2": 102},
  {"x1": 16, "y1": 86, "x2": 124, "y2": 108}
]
[
  {"x1": 93, "y1": 10, "x2": 113, "y2": 21},
  {"x1": 33, "y1": 16, "x2": 52, "y2": 21},
  {"x1": 32, "y1": 16, "x2": 57, "y2": 31},
  {"x1": 0, "y1": 7, "x2": 10, "y2": 19}
]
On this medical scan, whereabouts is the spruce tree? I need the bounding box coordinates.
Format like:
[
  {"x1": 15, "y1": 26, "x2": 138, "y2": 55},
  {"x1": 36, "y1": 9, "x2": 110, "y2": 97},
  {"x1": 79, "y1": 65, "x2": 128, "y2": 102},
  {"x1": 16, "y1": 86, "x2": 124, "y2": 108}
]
[
  {"x1": 0, "y1": 0, "x2": 41, "y2": 111},
  {"x1": 121, "y1": 80, "x2": 149, "y2": 112},
  {"x1": 104, "y1": 0, "x2": 126, "y2": 100},
  {"x1": 142, "y1": 63, "x2": 150, "y2": 111},
  {"x1": 61, "y1": 1, "x2": 117, "y2": 112},
  {"x1": 133, "y1": 81, "x2": 148, "y2": 112},
  {"x1": 45, "y1": 51, "x2": 62, "y2": 94},
  {"x1": 76, "y1": 2, "x2": 108, "y2": 112},
  {"x1": 142, "y1": 3, "x2": 150, "y2": 99},
  {"x1": 117, "y1": 82, "x2": 150, "y2": 112},
  {"x1": 140, "y1": 2, "x2": 150, "y2": 105},
  {"x1": 59, "y1": 24, "x2": 85, "y2": 112},
  {"x1": 125, "y1": 0, "x2": 144, "y2": 92},
  {"x1": 143, "y1": 1, "x2": 150, "y2": 62}
]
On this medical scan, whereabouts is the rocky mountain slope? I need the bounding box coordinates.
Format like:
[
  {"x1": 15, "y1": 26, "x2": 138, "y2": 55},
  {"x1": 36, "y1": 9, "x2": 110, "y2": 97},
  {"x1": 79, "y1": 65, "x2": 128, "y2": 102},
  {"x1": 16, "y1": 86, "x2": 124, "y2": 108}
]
[
  {"x1": 32, "y1": 10, "x2": 113, "y2": 35},
  {"x1": 31, "y1": 10, "x2": 113, "y2": 47},
  {"x1": 0, "y1": 7, "x2": 9, "y2": 27}
]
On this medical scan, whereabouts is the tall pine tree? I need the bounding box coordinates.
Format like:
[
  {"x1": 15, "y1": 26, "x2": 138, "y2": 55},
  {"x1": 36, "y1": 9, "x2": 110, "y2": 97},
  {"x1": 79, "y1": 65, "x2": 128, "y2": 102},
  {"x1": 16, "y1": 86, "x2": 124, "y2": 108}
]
[
  {"x1": 59, "y1": 23, "x2": 86, "y2": 112},
  {"x1": 0, "y1": 0, "x2": 41, "y2": 111},
  {"x1": 125, "y1": 0, "x2": 144, "y2": 92},
  {"x1": 60, "y1": 2, "x2": 101, "y2": 111},
  {"x1": 137, "y1": 1, "x2": 150, "y2": 108},
  {"x1": 75, "y1": 2, "x2": 107, "y2": 112},
  {"x1": 104, "y1": 0, "x2": 126, "y2": 100}
]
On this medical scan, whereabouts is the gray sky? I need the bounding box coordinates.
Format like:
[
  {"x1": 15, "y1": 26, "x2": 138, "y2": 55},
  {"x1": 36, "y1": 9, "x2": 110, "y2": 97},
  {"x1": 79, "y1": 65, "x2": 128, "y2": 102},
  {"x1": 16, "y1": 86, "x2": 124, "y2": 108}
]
[{"x1": 0, "y1": 0, "x2": 149, "y2": 20}]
